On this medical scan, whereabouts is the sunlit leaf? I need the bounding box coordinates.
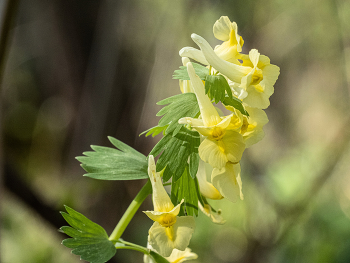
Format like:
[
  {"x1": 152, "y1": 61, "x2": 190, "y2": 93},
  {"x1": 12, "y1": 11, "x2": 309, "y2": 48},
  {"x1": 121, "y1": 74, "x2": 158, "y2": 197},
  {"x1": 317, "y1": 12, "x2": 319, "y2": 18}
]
[
  {"x1": 150, "y1": 127, "x2": 200, "y2": 182},
  {"x1": 76, "y1": 137, "x2": 148, "y2": 180},
  {"x1": 171, "y1": 165, "x2": 200, "y2": 217},
  {"x1": 204, "y1": 74, "x2": 232, "y2": 103}
]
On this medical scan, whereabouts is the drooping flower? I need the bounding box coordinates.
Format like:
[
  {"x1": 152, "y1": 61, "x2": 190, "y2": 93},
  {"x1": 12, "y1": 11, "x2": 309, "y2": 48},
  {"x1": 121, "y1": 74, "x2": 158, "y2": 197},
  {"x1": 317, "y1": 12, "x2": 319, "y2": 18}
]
[
  {"x1": 178, "y1": 62, "x2": 245, "y2": 170},
  {"x1": 143, "y1": 156, "x2": 195, "y2": 257}
]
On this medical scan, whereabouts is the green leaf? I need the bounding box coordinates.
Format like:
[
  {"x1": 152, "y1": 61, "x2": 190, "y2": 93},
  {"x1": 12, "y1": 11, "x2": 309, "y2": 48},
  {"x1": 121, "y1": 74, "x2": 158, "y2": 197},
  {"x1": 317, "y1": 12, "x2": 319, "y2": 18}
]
[
  {"x1": 173, "y1": 62, "x2": 209, "y2": 81},
  {"x1": 150, "y1": 251, "x2": 170, "y2": 263},
  {"x1": 60, "y1": 206, "x2": 116, "y2": 263},
  {"x1": 171, "y1": 165, "x2": 199, "y2": 217},
  {"x1": 76, "y1": 137, "x2": 148, "y2": 180},
  {"x1": 204, "y1": 74, "x2": 233, "y2": 103},
  {"x1": 156, "y1": 93, "x2": 199, "y2": 135},
  {"x1": 150, "y1": 126, "x2": 200, "y2": 182},
  {"x1": 139, "y1": 125, "x2": 167, "y2": 137},
  {"x1": 222, "y1": 96, "x2": 249, "y2": 116},
  {"x1": 189, "y1": 152, "x2": 199, "y2": 179}
]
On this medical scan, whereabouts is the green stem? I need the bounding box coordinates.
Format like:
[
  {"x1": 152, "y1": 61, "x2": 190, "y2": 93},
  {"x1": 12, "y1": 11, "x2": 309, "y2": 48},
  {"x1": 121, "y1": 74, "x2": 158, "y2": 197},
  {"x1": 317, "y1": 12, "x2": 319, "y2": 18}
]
[
  {"x1": 117, "y1": 240, "x2": 150, "y2": 254},
  {"x1": 115, "y1": 245, "x2": 149, "y2": 254},
  {"x1": 109, "y1": 179, "x2": 152, "y2": 241}
]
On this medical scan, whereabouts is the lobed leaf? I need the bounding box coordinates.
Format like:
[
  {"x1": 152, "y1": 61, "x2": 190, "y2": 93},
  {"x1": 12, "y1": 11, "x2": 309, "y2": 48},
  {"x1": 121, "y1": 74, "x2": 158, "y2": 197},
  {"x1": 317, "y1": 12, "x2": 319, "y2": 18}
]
[
  {"x1": 60, "y1": 206, "x2": 116, "y2": 263},
  {"x1": 204, "y1": 74, "x2": 233, "y2": 103},
  {"x1": 150, "y1": 126, "x2": 200, "y2": 182},
  {"x1": 76, "y1": 137, "x2": 148, "y2": 180}
]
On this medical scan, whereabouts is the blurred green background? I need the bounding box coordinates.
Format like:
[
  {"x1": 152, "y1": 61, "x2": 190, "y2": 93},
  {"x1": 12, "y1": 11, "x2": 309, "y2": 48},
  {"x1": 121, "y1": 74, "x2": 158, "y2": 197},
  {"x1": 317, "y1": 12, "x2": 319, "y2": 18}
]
[{"x1": 1, "y1": 0, "x2": 350, "y2": 262}]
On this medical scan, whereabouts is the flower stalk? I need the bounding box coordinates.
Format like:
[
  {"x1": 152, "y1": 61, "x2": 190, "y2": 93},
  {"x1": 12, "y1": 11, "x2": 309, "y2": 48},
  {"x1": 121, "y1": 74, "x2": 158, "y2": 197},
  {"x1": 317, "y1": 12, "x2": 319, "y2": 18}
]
[{"x1": 109, "y1": 179, "x2": 152, "y2": 242}]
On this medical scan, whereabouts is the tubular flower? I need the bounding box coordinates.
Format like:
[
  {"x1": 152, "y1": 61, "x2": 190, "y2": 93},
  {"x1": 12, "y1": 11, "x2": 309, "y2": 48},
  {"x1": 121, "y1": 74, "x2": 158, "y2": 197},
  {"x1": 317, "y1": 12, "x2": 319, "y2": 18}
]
[
  {"x1": 181, "y1": 33, "x2": 251, "y2": 84},
  {"x1": 143, "y1": 156, "x2": 195, "y2": 257},
  {"x1": 237, "y1": 49, "x2": 280, "y2": 109},
  {"x1": 178, "y1": 62, "x2": 245, "y2": 169}
]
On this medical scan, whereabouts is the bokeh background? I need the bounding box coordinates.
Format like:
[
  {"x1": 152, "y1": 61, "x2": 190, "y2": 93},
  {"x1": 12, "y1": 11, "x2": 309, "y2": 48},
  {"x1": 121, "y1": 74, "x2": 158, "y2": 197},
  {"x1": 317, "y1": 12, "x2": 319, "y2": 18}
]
[{"x1": 1, "y1": 0, "x2": 350, "y2": 262}]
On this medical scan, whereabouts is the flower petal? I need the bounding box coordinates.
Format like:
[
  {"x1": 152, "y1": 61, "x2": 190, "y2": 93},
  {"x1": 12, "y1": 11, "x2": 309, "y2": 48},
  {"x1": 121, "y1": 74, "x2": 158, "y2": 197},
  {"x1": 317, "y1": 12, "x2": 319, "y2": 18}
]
[
  {"x1": 197, "y1": 161, "x2": 223, "y2": 200},
  {"x1": 166, "y1": 248, "x2": 198, "y2": 263},
  {"x1": 199, "y1": 138, "x2": 228, "y2": 169},
  {"x1": 211, "y1": 163, "x2": 242, "y2": 203},
  {"x1": 221, "y1": 130, "x2": 245, "y2": 163},
  {"x1": 186, "y1": 62, "x2": 221, "y2": 126},
  {"x1": 148, "y1": 155, "x2": 174, "y2": 212},
  {"x1": 148, "y1": 217, "x2": 195, "y2": 257}
]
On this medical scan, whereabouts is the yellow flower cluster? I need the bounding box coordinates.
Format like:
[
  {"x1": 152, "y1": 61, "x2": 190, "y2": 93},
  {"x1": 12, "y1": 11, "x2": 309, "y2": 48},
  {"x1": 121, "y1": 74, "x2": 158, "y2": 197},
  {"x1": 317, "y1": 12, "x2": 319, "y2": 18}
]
[{"x1": 179, "y1": 16, "x2": 279, "y2": 205}]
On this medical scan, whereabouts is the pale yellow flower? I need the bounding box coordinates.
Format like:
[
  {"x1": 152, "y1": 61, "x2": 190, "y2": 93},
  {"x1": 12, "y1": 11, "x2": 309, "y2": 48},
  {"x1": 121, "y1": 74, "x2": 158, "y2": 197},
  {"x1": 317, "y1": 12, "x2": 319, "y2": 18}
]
[
  {"x1": 179, "y1": 16, "x2": 243, "y2": 65},
  {"x1": 213, "y1": 16, "x2": 244, "y2": 64},
  {"x1": 211, "y1": 162, "x2": 244, "y2": 202},
  {"x1": 143, "y1": 156, "x2": 195, "y2": 257},
  {"x1": 197, "y1": 160, "x2": 223, "y2": 200},
  {"x1": 239, "y1": 106, "x2": 269, "y2": 147},
  {"x1": 237, "y1": 49, "x2": 280, "y2": 109},
  {"x1": 180, "y1": 34, "x2": 251, "y2": 84},
  {"x1": 178, "y1": 62, "x2": 245, "y2": 169}
]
